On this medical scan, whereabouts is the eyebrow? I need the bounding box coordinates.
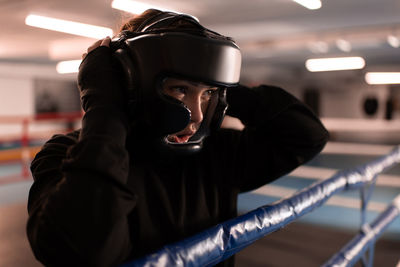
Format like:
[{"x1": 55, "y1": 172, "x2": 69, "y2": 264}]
[{"x1": 184, "y1": 80, "x2": 218, "y2": 89}]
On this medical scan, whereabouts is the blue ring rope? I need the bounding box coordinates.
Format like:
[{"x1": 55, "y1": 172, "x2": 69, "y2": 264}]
[
  {"x1": 322, "y1": 195, "x2": 400, "y2": 267},
  {"x1": 122, "y1": 146, "x2": 400, "y2": 267}
]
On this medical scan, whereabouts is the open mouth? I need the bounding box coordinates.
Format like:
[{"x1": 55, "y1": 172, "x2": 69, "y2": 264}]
[{"x1": 170, "y1": 134, "x2": 192, "y2": 143}]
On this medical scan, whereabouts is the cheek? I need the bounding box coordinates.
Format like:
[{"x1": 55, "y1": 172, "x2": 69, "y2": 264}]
[{"x1": 201, "y1": 100, "x2": 209, "y2": 113}]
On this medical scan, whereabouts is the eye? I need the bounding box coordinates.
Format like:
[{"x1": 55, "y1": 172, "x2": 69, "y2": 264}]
[
  {"x1": 172, "y1": 86, "x2": 187, "y2": 95},
  {"x1": 202, "y1": 88, "x2": 218, "y2": 101},
  {"x1": 163, "y1": 86, "x2": 188, "y2": 100},
  {"x1": 206, "y1": 89, "x2": 216, "y2": 95}
]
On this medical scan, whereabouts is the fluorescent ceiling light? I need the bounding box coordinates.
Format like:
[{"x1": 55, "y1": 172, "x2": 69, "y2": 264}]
[
  {"x1": 56, "y1": 60, "x2": 81, "y2": 74},
  {"x1": 365, "y1": 72, "x2": 400, "y2": 84},
  {"x1": 25, "y1": 14, "x2": 113, "y2": 39},
  {"x1": 305, "y1": 57, "x2": 365, "y2": 72},
  {"x1": 292, "y1": 0, "x2": 321, "y2": 10},
  {"x1": 307, "y1": 41, "x2": 329, "y2": 54},
  {"x1": 111, "y1": 0, "x2": 178, "y2": 14},
  {"x1": 336, "y1": 39, "x2": 352, "y2": 52},
  {"x1": 387, "y1": 35, "x2": 400, "y2": 48}
]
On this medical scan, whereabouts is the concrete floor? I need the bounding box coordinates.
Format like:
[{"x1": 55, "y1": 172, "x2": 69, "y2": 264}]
[{"x1": 0, "y1": 203, "x2": 42, "y2": 267}]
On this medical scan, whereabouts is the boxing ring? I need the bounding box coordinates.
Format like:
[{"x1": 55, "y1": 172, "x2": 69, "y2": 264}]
[
  {"x1": 0, "y1": 112, "x2": 81, "y2": 184},
  {"x1": 122, "y1": 146, "x2": 400, "y2": 267}
]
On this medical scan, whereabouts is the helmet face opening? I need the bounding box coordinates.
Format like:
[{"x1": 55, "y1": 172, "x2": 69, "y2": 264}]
[
  {"x1": 111, "y1": 20, "x2": 241, "y2": 155},
  {"x1": 159, "y1": 76, "x2": 226, "y2": 147}
]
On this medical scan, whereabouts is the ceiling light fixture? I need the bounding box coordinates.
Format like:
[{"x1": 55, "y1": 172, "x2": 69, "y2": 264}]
[
  {"x1": 365, "y1": 72, "x2": 400, "y2": 84},
  {"x1": 111, "y1": 0, "x2": 178, "y2": 14},
  {"x1": 336, "y1": 39, "x2": 352, "y2": 52},
  {"x1": 292, "y1": 0, "x2": 322, "y2": 10},
  {"x1": 25, "y1": 14, "x2": 113, "y2": 39},
  {"x1": 387, "y1": 35, "x2": 400, "y2": 48},
  {"x1": 56, "y1": 60, "x2": 81, "y2": 74},
  {"x1": 307, "y1": 41, "x2": 329, "y2": 54},
  {"x1": 305, "y1": 57, "x2": 365, "y2": 72}
]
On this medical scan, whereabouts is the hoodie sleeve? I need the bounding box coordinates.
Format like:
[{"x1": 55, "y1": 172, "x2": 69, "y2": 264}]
[
  {"x1": 219, "y1": 84, "x2": 329, "y2": 192},
  {"x1": 27, "y1": 46, "x2": 137, "y2": 267},
  {"x1": 27, "y1": 109, "x2": 137, "y2": 267}
]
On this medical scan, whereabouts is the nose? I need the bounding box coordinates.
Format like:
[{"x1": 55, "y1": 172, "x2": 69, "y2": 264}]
[{"x1": 186, "y1": 97, "x2": 204, "y2": 124}]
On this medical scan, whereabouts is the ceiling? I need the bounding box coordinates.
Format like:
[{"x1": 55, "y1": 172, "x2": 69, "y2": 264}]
[{"x1": 1, "y1": 0, "x2": 400, "y2": 74}]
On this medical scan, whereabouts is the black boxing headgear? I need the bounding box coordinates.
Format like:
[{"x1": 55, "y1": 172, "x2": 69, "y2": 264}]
[{"x1": 110, "y1": 11, "x2": 242, "y2": 154}]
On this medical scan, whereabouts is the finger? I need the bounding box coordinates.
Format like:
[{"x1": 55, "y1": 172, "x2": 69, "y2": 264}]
[
  {"x1": 100, "y1": 36, "x2": 111, "y2": 47},
  {"x1": 87, "y1": 39, "x2": 103, "y2": 54},
  {"x1": 81, "y1": 53, "x2": 88, "y2": 60}
]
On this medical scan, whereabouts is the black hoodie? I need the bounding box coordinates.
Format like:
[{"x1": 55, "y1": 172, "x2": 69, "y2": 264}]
[{"x1": 27, "y1": 83, "x2": 329, "y2": 267}]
